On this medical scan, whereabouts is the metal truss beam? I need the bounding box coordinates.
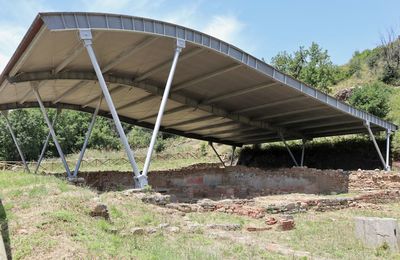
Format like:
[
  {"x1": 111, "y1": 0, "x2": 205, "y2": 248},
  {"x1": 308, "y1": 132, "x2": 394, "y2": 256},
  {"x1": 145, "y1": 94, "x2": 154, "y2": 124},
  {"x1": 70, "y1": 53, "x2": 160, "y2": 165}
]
[
  {"x1": 203, "y1": 82, "x2": 278, "y2": 105},
  {"x1": 234, "y1": 96, "x2": 307, "y2": 114},
  {"x1": 54, "y1": 81, "x2": 89, "y2": 103},
  {"x1": 9, "y1": 26, "x2": 46, "y2": 77},
  {"x1": 0, "y1": 101, "x2": 243, "y2": 147},
  {"x1": 296, "y1": 119, "x2": 360, "y2": 131},
  {"x1": 115, "y1": 94, "x2": 155, "y2": 111},
  {"x1": 172, "y1": 63, "x2": 242, "y2": 92},
  {"x1": 102, "y1": 37, "x2": 159, "y2": 73},
  {"x1": 203, "y1": 126, "x2": 255, "y2": 136},
  {"x1": 83, "y1": 85, "x2": 126, "y2": 108},
  {"x1": 54, "y1": 32, "x2": 103, "y2": 74},
  {"x1": 8, "y1": 72, "x2": 304, "y2": 138},
  {"x1": 136, "y1": 48, "x2": 204, "y2": 82},
  {"x1": 254, "y1": 105, "x2": 325, "y2": 121},
  {"x1": 186, "y1": 121, "x2": 239, "y2": 132},
  {"x1": 138, "y1": 105, "x2": 190, "y2": 122},
  {"x1": 278, "y1": 114, "x2": 343, "y2": 126},
  {"x1": 166, "y1": 115, "x2": 219, "y2": 128}
]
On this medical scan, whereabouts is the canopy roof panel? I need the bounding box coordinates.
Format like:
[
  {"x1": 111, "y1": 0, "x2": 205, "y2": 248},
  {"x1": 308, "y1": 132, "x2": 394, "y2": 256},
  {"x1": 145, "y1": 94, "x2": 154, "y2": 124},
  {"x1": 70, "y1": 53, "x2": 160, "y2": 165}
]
[{"x1": 0, "y1": 12, "x2": 397, "y2": 146}]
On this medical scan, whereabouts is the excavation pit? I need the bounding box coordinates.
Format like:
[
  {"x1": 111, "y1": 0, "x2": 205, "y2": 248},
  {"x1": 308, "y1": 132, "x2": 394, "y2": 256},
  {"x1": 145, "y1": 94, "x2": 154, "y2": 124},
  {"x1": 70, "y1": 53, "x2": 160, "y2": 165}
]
[{"x1": 77, "y1": 165, "x2": 350, "y2": 202}]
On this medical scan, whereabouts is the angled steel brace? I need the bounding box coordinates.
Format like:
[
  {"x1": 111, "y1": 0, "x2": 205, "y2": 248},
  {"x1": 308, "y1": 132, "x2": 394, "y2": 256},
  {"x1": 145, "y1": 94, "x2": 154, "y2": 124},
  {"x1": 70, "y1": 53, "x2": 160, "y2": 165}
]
[
  {"x1": 1, "y1": 111, "x2": 30, "y2": 173},
  {"x1": 32, "y1": 84, "x2": 72, "y2": 177},
  {"x1": 73, "y1": 97, "x2": 102, "y2": 177},
  {"x1": 364, "y1": 121, "x2": 387, "y2": 170},
  {"x1": 142, "y1": 38, "x2": 186, "y2": 177},
  {"x1": 230, "y1": 146, "x2": 236, "y2": 166},
  {"x1": 79, "y1": 29, "x2": 142, "y2": 186},
  {"x1": 279, "y1": 132, "x2": 299, "y2": 167},
  {"x1": 34, "y1": 108, "x2": 61, "y2": 174},
  {"x1": 209, "y1": 142, "x2": 225, "y2": 167}
]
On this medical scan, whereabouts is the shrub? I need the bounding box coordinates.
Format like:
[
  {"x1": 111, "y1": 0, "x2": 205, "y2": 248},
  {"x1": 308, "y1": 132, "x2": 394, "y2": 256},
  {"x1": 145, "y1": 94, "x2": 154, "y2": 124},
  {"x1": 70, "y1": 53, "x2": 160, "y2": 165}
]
[{"x1": 348, "y1": 82, "x2": 392, "y2": 118}]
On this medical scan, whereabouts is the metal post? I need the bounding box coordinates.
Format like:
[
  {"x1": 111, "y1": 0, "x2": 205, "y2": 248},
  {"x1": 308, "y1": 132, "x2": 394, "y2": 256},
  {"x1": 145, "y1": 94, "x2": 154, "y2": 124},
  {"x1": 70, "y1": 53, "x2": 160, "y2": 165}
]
[
  {"x1": 364, "y1": 121, "x2": 386, "y2": 170},
  {"x1": 230, "y1": 146, "x2": 236, "y2": 166},
  {"x1": 209, "y1": 142, "x2": 225, "y2": 167},
  {"x1": 34, "y1": 109, "x2": 60, "y2": 174},
  {"x1": 300, "y1": 139, "x2": 306, "y2": 167},
  {"x1": 1, "y1": 111, "x2": 30, "y2": 173},
  {"x1": 279, "y1": 132, "x2": 299, "y2": 167},
  {"x1": 142, "y1": 38, "x2": 185, "y2": 176},
  {"x1": 79, "y1": 29, "x2": 143, "y2": 186},
  {"x1": 386, "y1": 130, "x2": 391, "y2": 171},
  {"x1": 73, "y1": 97, "x2": 102, "y2": 177},
  {"x1": 31, "y1": 85, "x2": 72, "y2": 177}
]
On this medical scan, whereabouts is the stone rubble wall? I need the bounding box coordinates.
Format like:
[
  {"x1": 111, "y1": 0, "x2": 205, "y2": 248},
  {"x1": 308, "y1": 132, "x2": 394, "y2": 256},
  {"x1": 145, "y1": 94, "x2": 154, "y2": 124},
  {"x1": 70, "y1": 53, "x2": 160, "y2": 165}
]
[{"x1": 78, "y1": 165, "x2": 400, "y2": 202}]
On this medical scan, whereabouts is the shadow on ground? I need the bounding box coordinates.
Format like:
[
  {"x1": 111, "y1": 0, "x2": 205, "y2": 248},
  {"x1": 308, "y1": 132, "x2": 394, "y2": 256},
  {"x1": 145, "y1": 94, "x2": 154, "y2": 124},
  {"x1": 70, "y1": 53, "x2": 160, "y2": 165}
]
[{"x1": 0, "y1": 198, "x2": 11, "y2": 259}]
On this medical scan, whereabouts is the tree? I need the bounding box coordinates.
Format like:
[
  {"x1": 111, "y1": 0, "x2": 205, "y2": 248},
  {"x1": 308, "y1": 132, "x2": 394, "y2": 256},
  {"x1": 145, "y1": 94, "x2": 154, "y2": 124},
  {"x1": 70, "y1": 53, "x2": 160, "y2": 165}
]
[
  {"x1": 271, "y1": 42, "x2": 338, "y2": 93},
  {"x1": 348, "y1": 82, "x2": 392, "y2": 118},
  {"x1": 380, "y1": 29, "x2": 400, "y2": 85}
]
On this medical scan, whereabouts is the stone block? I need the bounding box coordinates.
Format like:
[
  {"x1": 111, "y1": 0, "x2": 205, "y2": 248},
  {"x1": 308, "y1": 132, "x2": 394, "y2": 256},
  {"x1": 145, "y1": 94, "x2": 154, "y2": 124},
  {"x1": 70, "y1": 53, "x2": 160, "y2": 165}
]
[{"x1": 355, "y1": 217, "x2": 400, "y2": 251}]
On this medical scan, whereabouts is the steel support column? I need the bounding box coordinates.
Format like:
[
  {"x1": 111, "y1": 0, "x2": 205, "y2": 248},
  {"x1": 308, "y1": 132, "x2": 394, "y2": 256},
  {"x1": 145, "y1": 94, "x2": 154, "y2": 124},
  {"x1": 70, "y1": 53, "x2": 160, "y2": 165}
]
[
  {"x1": 79, "y1": 29, "x2": 142, "y2": 186},
  {"x1": 279, "y1": 132, "x2": 299, "y2": 167},
  {"x1": 1, "y1": 111, "x2": 30, "y2": 173},
  {"x1": 34, "y1": 109, "x2": 60, "y2": 174},
  {"x1": 142, "y1": 38, "x2": 185, "y2": 176},
  {"x1": 73, "y1": 97, "x2": 102, "y2": 177},
  {"x1": 386, "y1": 130, "x2": 392, "y2": 171},
  {"x1": 32, "y1": 85, "x2": 71, "y2": 177},
  {"x1": 364, "y1": 121, "x2": 387, "y2": 170},
  {"x1": 300, "y1": 139, "x2": 306, "y2": 167},
  {"x1": 209, "y1": 142, "x2": 225, "y2": 167}
]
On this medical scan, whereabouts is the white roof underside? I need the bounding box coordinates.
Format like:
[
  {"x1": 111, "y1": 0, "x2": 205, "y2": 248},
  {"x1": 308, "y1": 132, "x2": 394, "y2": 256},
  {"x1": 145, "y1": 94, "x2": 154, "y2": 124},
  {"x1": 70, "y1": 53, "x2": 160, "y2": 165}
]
[{"x1": 0, "y1": 12, "x2": 396, "y2": 146}]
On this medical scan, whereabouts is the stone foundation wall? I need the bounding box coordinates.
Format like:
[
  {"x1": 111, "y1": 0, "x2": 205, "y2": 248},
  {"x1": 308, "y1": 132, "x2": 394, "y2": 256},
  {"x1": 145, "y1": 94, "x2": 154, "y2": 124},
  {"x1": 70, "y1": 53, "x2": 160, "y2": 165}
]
[{"x1": 78, "y1": 165, "x2": 350, "y2": 200}]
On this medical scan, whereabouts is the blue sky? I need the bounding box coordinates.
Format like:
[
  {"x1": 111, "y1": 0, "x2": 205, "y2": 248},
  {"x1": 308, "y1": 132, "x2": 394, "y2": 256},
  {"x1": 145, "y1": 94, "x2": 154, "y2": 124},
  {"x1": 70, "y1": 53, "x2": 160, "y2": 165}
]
[{"x1": 0, "y1": 0, "x2": 399, "y2": 71}]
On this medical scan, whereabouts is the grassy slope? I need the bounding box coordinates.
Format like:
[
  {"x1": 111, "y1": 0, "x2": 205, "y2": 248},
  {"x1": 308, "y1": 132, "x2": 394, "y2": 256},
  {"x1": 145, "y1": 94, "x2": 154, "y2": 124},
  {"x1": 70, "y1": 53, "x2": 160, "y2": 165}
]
[{"x1": 1, "y1": 170, "x2": 400, "y2": 259}]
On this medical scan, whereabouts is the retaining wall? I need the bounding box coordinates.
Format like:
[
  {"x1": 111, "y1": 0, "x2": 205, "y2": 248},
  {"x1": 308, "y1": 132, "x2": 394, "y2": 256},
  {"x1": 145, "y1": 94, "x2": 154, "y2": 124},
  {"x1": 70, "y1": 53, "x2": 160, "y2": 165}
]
[{"x1": 79, "y1": 165, "x2": 350, "y2": 200}]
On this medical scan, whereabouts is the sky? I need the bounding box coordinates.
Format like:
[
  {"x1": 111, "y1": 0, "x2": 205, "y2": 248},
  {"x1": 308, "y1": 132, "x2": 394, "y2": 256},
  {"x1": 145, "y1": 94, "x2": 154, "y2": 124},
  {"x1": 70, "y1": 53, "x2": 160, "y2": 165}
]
[{"x1": 0, "y1": 0, "x2": 399, "y2": 72}]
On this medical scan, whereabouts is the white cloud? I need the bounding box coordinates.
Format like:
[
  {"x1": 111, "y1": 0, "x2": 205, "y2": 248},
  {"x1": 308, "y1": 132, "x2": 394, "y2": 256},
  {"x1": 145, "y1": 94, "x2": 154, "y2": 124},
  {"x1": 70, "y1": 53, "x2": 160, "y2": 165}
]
[
  {"x1": 0, "y1": 25, "x2": 26, "y2": 73},
  {"x1": 203, "y1": 15, "x2": 244, "y2": 43}
]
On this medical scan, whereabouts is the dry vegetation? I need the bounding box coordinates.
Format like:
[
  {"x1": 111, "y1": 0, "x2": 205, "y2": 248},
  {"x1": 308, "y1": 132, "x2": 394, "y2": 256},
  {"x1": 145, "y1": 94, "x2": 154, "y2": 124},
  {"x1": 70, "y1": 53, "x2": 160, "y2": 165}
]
[{"x1": 1, "y1": 166, "x2": 400, "y2": 259}]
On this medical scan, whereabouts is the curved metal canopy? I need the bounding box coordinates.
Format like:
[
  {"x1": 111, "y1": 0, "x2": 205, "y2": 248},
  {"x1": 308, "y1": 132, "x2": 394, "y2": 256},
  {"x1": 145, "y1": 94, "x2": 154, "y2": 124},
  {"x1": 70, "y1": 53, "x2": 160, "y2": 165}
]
[{"x1": 0, "y1": 12, "x2": 397, "y2": 147}]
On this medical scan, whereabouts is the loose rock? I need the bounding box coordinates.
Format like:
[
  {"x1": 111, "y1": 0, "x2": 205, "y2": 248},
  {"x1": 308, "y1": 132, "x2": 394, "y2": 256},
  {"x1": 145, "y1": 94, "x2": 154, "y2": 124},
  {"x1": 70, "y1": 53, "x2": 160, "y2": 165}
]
[{"x1": 90, "y1": 203, "x2": 110, "y2": 220}]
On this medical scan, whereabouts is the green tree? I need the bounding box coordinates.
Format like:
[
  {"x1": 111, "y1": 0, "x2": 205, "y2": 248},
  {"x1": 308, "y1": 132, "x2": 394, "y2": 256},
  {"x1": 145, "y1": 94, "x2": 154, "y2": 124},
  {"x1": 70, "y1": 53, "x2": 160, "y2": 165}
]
[
  {"x1": 271, "y1": 42, "x2": 338, "y2": 93},
  {"x1": 348, "y1": 81, "x2": 392, "y2": 118}
]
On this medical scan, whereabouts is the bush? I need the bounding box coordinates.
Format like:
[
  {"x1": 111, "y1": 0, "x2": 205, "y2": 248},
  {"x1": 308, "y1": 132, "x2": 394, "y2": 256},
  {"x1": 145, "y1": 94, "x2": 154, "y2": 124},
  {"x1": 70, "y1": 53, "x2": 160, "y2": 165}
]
[
  {"x1": 128, "y1": 127, "x2": 152, "y2": 148},
  {"x1": 348, "y1": 82, "x2": 392, "y2": 118}
]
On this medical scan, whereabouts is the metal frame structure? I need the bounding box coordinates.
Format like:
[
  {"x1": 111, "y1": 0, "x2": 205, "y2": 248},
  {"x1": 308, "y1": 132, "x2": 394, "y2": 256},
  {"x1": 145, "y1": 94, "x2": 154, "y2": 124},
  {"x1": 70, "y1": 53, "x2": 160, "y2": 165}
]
[
  {"x1": 32, "y1": 84, "x2": 72, "y2": 177},
  {"x1": 34, "y1": 108, "x2": 60, "y2": 174},
  {"x1": 142, "y1": 38, "x2": 185, "y2": 176},
  {"x1": 0, "y1": 12, "x2": 397, "y2": 188},
  {"x1": 73, "y1": 97, "x2": 102, "y2": 177},
  {"x1": 209, "y1": 142, "x2": 225, "y2": 167},
  {"x1": 364, "y1": 121, "x2": 391, "y2": 171},
  {"x1": 1, "y1": 111, "x2": 30, "y2": 173}
]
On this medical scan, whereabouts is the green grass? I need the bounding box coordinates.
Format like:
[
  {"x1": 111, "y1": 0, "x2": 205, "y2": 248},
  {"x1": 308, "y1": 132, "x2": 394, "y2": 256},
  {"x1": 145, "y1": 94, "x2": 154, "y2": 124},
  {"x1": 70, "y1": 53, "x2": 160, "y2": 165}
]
[{"x1": 2, "y1": 168, "x2": 400, "y2": 259}]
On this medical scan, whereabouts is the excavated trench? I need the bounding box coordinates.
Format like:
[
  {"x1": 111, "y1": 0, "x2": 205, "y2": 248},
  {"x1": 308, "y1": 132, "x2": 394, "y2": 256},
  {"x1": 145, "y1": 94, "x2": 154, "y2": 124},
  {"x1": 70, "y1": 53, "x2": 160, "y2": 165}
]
[{"x1": 77, "y1": 164, "x2": 351, "y2": 202}]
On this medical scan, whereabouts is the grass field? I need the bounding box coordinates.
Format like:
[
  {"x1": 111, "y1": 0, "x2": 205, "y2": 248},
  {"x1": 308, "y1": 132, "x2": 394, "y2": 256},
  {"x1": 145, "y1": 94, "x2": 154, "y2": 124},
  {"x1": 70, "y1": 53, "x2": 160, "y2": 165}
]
[{"x1": 1, "y1": 168, "x2": 400, "y2": 259}]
